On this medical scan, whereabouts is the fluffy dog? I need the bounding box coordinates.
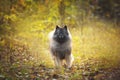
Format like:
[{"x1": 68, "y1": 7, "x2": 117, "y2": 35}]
[{"x1": 48, "y1": 25, "x2": 74, "y2": 68}]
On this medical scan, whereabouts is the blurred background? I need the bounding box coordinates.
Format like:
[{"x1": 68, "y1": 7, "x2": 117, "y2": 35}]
[{"x1": 0, "y1": 0, "x2": 120, "y2": 79}]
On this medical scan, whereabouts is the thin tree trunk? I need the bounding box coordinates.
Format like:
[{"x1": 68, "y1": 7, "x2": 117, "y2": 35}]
[{"x1": 58, "y1": 0, "x2": 65, "y2": 26}]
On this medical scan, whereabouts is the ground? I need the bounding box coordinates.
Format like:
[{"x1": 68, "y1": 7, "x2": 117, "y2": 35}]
[{"x1": 0, "y1": 20, "x2": 120, "y2": 80}]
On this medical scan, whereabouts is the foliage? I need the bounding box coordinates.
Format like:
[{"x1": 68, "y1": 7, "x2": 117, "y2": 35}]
[{"x1": 0, "y1": 0, "x2": 120, "y2": 79}]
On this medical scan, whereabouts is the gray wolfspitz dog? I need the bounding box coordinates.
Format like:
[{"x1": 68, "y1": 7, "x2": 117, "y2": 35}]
[{"x1": 48, "y1": 25, "x2": 74, "y2": 68}]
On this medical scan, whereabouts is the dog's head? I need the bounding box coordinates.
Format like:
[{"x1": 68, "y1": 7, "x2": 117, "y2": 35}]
[{"x1": 53, "y1": 25, "x2": 70, "y2": 44}]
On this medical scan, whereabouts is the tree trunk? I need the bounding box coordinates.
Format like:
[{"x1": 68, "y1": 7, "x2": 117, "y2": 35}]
[{"x1": 58, "y1": 0, "x2": 65, "y2": 26}]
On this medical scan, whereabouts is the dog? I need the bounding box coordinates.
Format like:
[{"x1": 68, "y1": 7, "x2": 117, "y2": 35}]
[{"x1": 48, "y1": 25, "x2": 74, "y2": 68}]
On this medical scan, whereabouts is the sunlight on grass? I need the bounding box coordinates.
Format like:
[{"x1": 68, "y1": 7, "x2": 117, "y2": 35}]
[
  {"x1": 12, "y1": 16, "x2": 120, "y2": 69},
  {"x1": 1, "y1": 0, "x2": 120, "y2": 79},
  {"x1": 72, "y1": 20, "x2": 120, "y2": 69}
]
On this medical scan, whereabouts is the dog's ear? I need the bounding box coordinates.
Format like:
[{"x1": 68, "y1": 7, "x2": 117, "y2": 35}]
[
  {"x1": 64, "y1": 25, "x2": 67, "y2": 30},
  {"x1": 56, "y1": 25, "x2": 59, "y2": 30}
]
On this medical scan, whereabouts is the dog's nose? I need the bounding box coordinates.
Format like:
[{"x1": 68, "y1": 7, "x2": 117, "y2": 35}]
[{"x1": 59, "y1": 35, "x2": 64, "y2": 38}]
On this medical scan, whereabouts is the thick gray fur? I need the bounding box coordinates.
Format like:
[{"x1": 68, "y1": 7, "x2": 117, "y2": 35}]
[{"x1": 48, "y1": 26, "x2": 74, "y2": 68}]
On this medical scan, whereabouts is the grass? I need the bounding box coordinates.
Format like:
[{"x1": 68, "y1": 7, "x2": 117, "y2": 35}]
[
  {"x1": 72, "y1": 20, "x2": 120, "y2": 65},
  {"x1": 0, "y1": 16, "x2": 120, "y2": 79},
  {"x1": 21, "y1": 18, "x2": 120, "y2": 69}
]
